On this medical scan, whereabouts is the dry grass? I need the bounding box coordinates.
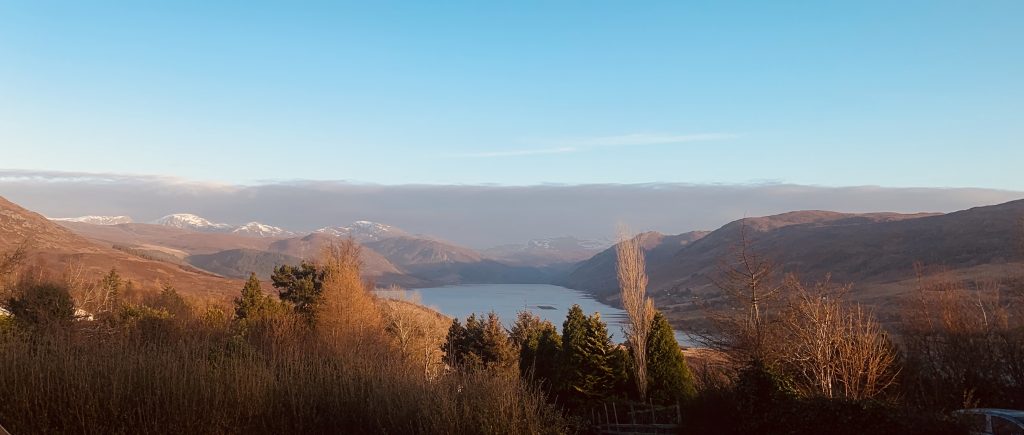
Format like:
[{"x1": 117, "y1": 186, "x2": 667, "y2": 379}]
[{"x1": 0, "y1": 241, "x2": 568, "y2": 434}]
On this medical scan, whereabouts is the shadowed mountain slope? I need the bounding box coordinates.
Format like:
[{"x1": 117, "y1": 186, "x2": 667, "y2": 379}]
[{"x1": 563, "y1": 202, "x2": 1024, "y2": 317}]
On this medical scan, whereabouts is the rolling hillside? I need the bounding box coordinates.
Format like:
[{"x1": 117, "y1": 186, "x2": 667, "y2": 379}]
[
  {"x1": 563, "y1": 201, "x2": 1024, "y2": 323},
  {"x1": 0, "y1": 196, "x2": 240, "y2": 301}
]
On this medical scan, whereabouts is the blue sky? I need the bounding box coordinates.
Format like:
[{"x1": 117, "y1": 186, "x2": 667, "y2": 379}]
[{"x1": 1, "y1": 1, "x2": 1021, "y2": 189}]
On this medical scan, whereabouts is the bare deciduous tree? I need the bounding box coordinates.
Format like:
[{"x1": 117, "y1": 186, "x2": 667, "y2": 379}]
[
  {"x1": 617, "y1": 226, "x2": 655, "y2": 399},
  {"x1": 703, "y1": 222, "x2": 783, "y2": 365}
]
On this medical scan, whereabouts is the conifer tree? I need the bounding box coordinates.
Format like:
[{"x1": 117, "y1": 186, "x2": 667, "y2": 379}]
[
  {"x1": 235, "y1": 273, "x2": 271, "y2": 320},
  {"x1": 583, "y1": 312, "x2": 617, "y2": 396},
  {"x1": 560, "y1": 305, "x2": 617, "y2": 404},
  {"x1": 99, "y1": 268, "x2": 123, "y2": 313},
  {"x1": 443, "y1": 318, "x2": 469, "y2": 366},
  {"x1": 480, "y1": 311, "x2": 517, "y2": 373},
  {"x1": 511, "y1": 311, "x2": 562, "y2": 384},
  {"x1": 271, "y1": 262, "x2": 324, "y2": 320},
  {"x1": 153, "y1": 284, "x2": 191, "y2": 319},
  {"x1": 462, "y1": 313, "x2": 485, "y2": 367},
  {"x1": 443, "y1": 312, "x2": 516, "y2": 372},
  {"x1": 533, "y1": 325, "x2": 563, "y2": 388},
  {"x1": 646, "y1": 312, "x2": 697, "y2": 404}
]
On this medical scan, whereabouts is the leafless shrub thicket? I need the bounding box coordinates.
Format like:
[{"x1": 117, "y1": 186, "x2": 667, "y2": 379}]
[
  {"x1": 700, "y1": 225, "x2": 900, "y2": 401},
  {"x1": 778, "y1": 275, "x2": 899, "y2": 400},
  {"x1": 900, "y1": 269, "x2": 1024, "y2": 409}
]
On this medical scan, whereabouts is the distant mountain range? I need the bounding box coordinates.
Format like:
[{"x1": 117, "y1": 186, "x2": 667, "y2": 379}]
[
  {"x1": 483, "y1": 236, "x2": 610, "y2": 267},
  {"x1": 26, "y1": 196, "x2": 1024, "y2": 328},
  {"x1": 46, "y1": 211, "x2": 594, "y2": 287}
]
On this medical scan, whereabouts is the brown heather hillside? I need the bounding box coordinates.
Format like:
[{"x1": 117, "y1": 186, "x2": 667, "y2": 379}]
[
  {"x1": 186, "y1": 248, "x2": 303, "y2": 279},
  {"x1": 0, "y1": 196, "x2": 240, "y2": 301},
  {"x1": 564, "y1": 200, "x2": 1024, "y2": 327},
  {"x1": 365, "y1": 236, "x2": 484, "y2": 266}
]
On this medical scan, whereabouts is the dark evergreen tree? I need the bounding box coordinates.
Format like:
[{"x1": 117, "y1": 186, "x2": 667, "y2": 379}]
[
  {"x1": 609, "y1": 343, "x2": 632, "y2": 398},
  {"x1": 443, "y1": 312, "x2": 517, "y2": 373},
  {"x1": 480, "y1": 311, "x2": 517, "y2": 373},
  {"x1": 645, "y1": 312, "x2": 697, "y2": 404},
  {"x1": 151, "y1": 284, "x2": 191, "y2": 319},
  {"x1": 511, "y1": 311, "x2": 545, "y2": 376},
  {"x1": 444, "y1": 315, "x2": 484, "y2": 367},
  {"x1": 271, "y1": 262, "x2": 324, "y2": 319},
  {"x1": 511, "y1": 311, "x2": 563, "y2": 385},
  {"x1": 443, "y1": 318, "x2": 468, "y2": 366},
  {"x1": 560, "y1": 305, "x2": 618, "y2": 405},
  {"x1": 583, "y1": 312, "x2": 617, "y2": 395},
  {"x1": 533, "y1": 324, "x2": 563, "y2": 388},
  {"x1": 235, "y1": 273, "x2": 273, "y2": 320},
  {"x1": 461, "y1": 313, "x2": 485, "y2": 367},
  {"x1": 99, "y1": 268, "x2": 124, "y2": 312}
]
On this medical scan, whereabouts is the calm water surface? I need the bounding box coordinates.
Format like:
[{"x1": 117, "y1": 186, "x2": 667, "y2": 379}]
[{"x1": 378, "y1": 283, "x2": 696, "y2": 347}]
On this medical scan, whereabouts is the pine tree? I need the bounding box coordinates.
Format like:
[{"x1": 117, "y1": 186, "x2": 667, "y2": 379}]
[
  {"x1": 271, "y1": 262, "x2": 324, "y2": 320},
  {"x1": 480, "y1": 311, "x2": 517, "y2": 373},
  {"x1": 645, "y1": 312, "x2": 697, "y2": 404},
  {"x1": 462, "y1": 313, "x2": 485, "y2": 367},
  {"x1": 583, "y1": 312, "x2": 617, "y2": 396},
  {"x1": 443, "y1": 312, "x2": 516, "y2": 372},
  {"x1": 443, "y1": 318, "x2": 468, "y2": 366},
  {"x1": 153, "y1": 284, "x2": 191, "y2": 319},
  {"x1": 511, "y1": 311, "x2": 562, "y2": 385},
  {"x1": 534, "y1": 325, "x2": 563, "y2": 388},
  {"x1": 235, "y1": 273, "x2": 271, "y2": 320},
  {"x1": 560, "y1": 305, "x2": 617, "y2": 405},
  {"x1": 99, "y1": 268, "x2": 124, "y2": 313}
]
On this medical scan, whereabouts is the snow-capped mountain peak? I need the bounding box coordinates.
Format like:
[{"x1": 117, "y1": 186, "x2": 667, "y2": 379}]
[
  {"x1": 50, "y1": 215, "x2": 134, "y2": 225},
  {"x1": 152, "y1": 214, "x2": 234, "y2": 232},
  {"x1": 315, "y1": 220, "x2": 405, "y2": 242},
  {"x1": 231, "y1": 222, "x2": 295, "y2": 238},
  {"x1": 524, "y1": 236, "x2": 612, "y2": 251}
]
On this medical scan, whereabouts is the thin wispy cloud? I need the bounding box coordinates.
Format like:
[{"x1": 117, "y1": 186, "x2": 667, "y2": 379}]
[
  {"x1": 452, "y1": 132, "x2": 735, "y2": 158},
  {"x1": 556, "y1": 133, "x2": 737, "y2": 148},
  {"x1": 451, "y1": 147, "x2": 578, "y2": 158}
]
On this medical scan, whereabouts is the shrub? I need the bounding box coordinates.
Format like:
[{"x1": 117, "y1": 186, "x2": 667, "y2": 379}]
[{"x1": 6, "y1": 281, "x2": 75, "y2": 328}]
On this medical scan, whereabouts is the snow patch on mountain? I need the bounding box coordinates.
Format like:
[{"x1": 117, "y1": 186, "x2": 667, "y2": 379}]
[
  {"x1": 232, "y1": 222, "x2": 295, "y2": 238},
  {"x1": 51, "y1": 215, "x2": 134, "y2": 225},
  {"x1": 315, "y1": 220, "x2": 406, "y2": 242},
  {"x1": 523, "y1": 236, "x2": 613, "y2": 252},
  {"x1": 152, "y1": 214, "x2": 234, "y2": 232}
]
